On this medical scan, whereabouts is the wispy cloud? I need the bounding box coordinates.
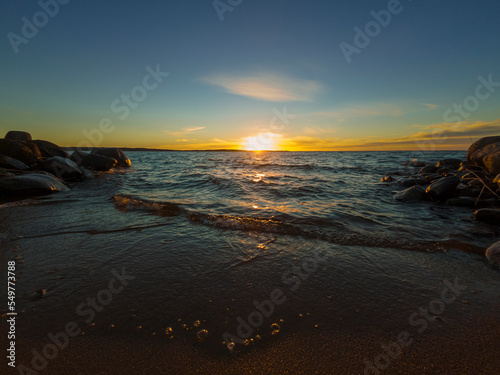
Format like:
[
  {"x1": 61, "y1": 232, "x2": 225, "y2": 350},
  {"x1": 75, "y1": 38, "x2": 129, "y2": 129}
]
[
  {"x1": 164, "y1": 126, "x2": 206, "y2": 137},
  {"x1": 201, "y1": 73, "x2": 322, "y2": 102},
  {"x1": 420, "y1": 103, "x2": 438, "y2": 110},
  {"x1": 308, "y1": 103, "x2": 405, "y2": 121},
  {"x1": 183, "y1": 127, "x2": 205, "y2": 132}
]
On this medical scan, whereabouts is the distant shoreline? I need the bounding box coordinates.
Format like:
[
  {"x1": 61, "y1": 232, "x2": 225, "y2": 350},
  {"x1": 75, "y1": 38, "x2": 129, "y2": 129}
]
[{"x1": 63, "y1": 147, "x2": 467, "y2": 153}]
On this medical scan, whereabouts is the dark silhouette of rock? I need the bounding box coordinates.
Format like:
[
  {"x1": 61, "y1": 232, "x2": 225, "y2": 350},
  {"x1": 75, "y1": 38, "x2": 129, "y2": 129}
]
[
  {"x1": 38, "y1": 156, "x2": 84, "y2": 181},
  {"x1": 92, "y1": 148, "x2": 131, "y2": 167},
  {"x1": 381, "y1": 176, "x2": 394, "y2": 183},
  {"x1": 0, "y1": 155, "x2": 30, "y2": 170},
  {"x1": 436, "y1": 158, "x2": 461, "y2": 169},
  {"x1": 70, "y1": 150, "x2": 117, "y2": 171},
  {"x1": 419, "y1": 165, "x2": 438, "y2": 174},
  {"x1": 486, "y1": 241, "x2": 500, "y2": 267},
  {"x1": 445, "y1": 197, "x2": 476, "y2": 207},
  {"x1": 394, "y1": 185, "x2": 427, "y2": 202},
  {"x1": 475, "y1": 208, "x2": 500, "y2": 223},
  {"x1": 0, "y1": 139, "x2": 40, "y2": 165},
  {"x1": 426, "y1": 176, "x2": 460, "y2": 200},
  {"x1": 467, "y1": 136, "x2": 500, "y2": 161},
  {"x1": 5, "y1": 131, "x2": 32, "y2": 142},
  {"x1": 0, "y1": 172, "x2": 69, "y2": 198},
  {"x1": 31, "y1": 140, "x2": 69, "y2": 158}
]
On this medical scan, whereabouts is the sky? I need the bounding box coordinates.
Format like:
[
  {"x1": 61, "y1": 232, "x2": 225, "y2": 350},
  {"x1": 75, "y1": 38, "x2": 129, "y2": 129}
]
[{"x1": 1, "y1": 0, "x2": 500, "y2": 151}]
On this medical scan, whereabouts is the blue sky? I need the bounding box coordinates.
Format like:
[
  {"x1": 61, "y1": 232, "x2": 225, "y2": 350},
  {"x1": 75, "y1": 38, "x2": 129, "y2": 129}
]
[{"x1": 1, "y1": 0, "x2": 500, "y2": 150}]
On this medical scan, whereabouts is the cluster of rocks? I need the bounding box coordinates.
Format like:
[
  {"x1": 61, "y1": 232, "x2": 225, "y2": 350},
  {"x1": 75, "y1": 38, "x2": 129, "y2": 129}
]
[
  {"x1": 0, "y1": 130, "x2": 131, "y2": 200},
  {"x1": 382, "y1": 136, "x2": 500, "y2": 223}
]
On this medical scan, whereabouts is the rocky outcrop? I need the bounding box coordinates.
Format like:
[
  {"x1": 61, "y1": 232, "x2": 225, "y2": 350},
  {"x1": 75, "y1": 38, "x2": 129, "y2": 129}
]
[
  {"x1": 5, "y1": 131, "x2": 32, "y2": 142},
  {"x1": 0, "y1": 172, "x2": 69, "y2": 198},
  {"x1": 92, "y1": 148, "x2": 131, "y2": 167},
  {"x1": 31, "y1": 140, "x2": 69, "y2": 158},
  {"x1": 0, "y1": 155, "x2": 30, "y2": 171},
  {"x1": 0, "y1": 139, "x2": 40, "y2": 165}
]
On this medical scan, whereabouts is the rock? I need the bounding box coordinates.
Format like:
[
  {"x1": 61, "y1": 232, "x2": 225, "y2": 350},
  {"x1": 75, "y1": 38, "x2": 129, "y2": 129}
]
[
  {"x1": 454, "y1": 184, "x2": 476, "y2": 198},
  {"x1": 483, "y1": 151, "x2": 500, "y2": 175},
  {"x1": 426, "y1": 176, "x2": 460, "y2": 200},
  {"x1": 477, "y1": 198, "x2": 500, "y2": 208},
  {"x1": 0, "y1": 155, "x2": 30, "y2": 170},
  {"x1": 381, "y1": 176, "x2": 394, "y2": 183},
  {"x1": 419, "y1": 165, "x2": 438, "y2": 174},
  {"x1": 31, "y1": 140, "x2": 69, "y2": 158},
  {"x1": 437, "y1": 167, "x2": 450, "y2": 175},
  {"x1": 467, "y1": 136, "x2": 500, "y2": 161},
  {"x1": 474, "y1": 208, "x2": 500, "y2": 223},
  {"x1": 445, "y1": 197, "x2": 477, "y2": 208},
  {"x1": 470, "y1": 142, "x2": 500, "y2": 165},
  {"x1": 394, "y1": 185, "x2": 427, "y2": 202},
  {"x1": 71, "y1": 151, "x2": 117, "y2": 171},
  {"x1": 423, "y1": 173, "x2": 442, "y2": 181},
  {"x1": 485, "y1": 241, "x2": 500, "y2": 267},
  {"x1": 0, "y1": 172, "x2": 69, "y2": 198},
  {"x1": 399, "y1": 178, "x2": 417, "y2": 187},
  {"x1": 0, "y1": 139, "x2": 40, "y2": 165},
  {"x1": 92, "y1": 148, "x2": 131, "y2": 167},
  {"x1": 436, "y1": 158, "x2": 462, "y2": 169},
  {"x1": 494, "y1": 174, "x2": 500, "y2": 188},
  {"x1": 409, "y1": 160, "x2": 426, "y2": 167},
  {"x1": 5, "y1": 131, "x2": 32, "y2": 142},
  {"x1": 37, "y1": 156, "x2": 84, "y2": 181}
]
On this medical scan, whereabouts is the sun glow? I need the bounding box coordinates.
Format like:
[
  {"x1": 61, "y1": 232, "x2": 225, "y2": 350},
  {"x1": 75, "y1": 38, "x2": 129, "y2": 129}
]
[{"x1": 243, "y1": 132, "x2": 281, "y2": 151}]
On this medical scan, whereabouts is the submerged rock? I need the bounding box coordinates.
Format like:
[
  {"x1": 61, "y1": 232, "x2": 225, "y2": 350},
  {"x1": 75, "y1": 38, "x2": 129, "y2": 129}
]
[
  {"x1": 71, "y1": 151, "x2": 117, "y2": 171},
  {"x1": 426, "y1": 176, "x2": 460, "y2": 200},
  {"x1": 92, "y1": 148, "x2": 131, "y2": 167},
  {"x1": 0, "y1": 172, "x2": 69, "y2": 197},
  {"x1": 445, "y1": 197, "x2": 476, "y2": 208},
  {"x1": 5, "y1": 131, "x2": 32, "y2": 142},
  {"x1": 31, "y1": 140, "x2": 69, "y2": 158},
  {"x1": 0, "y1": 155, "x2": 30, "y2": 170},
  {"x1": 381, "y1": 176, "x2": 394, "y2": 183},
  {"x1": 485, "y1": 241, "x2": 500, "y2": 266},
  {"x1": 0, "y1": 139, "x2": 40, "y2": 165},
  {"x1": 394, "y1": 185, "x2": 427, "y2": 202},
  {"x1": 38, "y1": 156, "x2": 84, "y2": 181},
  {"x1": 409, "y1": 160, "x2": 426, "y2": 167}
]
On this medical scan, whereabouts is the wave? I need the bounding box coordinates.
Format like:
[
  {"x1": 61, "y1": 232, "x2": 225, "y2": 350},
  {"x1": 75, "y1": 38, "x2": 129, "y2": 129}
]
[{"x1": 111, "y1": 194, "x2": 459, "y2": 253}]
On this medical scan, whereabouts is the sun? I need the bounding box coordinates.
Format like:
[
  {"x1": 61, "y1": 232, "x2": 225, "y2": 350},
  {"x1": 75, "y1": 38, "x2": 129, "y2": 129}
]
[{"x1": 243, "y1": 132, "x2": 281, "y2": 151}]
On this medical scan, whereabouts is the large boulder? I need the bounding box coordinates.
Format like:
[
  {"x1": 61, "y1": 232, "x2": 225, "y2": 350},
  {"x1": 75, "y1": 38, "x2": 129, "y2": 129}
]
[
  {"x1": 0, "y1": 155, "x2": 30, "y2": 170},
  {"x1": 467, "y1": 136, "x2": 500, "y2": 160},
  {"x1": 31, "y1": 140, "x2": 69, "y2": 158},
  {"x1": 0, "y1": 139, "x2": 40, "y2": 165},
  {"x1": 0, "y1": 172, "x2": 69, "y2": 198},
  {"x1": 5, "y1": 131, "x2": 32, "y2": 142},
  {"x1": 470, "y1": 142, "x2": 500, "y2": 165},
  {"x1": 425, "y1": 176, "x2": 460, "y2": 200},
  {"x1": 394, "y1": 185, "x2": 427, "y2": 202},
  {"x1": 485, "y1": 241, "x2": 500, "y2": 267},
  {"x1": 483, "y1": 151, "x2": 500, "y2": 176},
  {"x1": 71, "y1": 150, "x2": 117, "y2": 171},
  {"x1": 37, "y1": 156, "x2": 84, "y2": 181},
  {"x1": 92, "y1": 148, "x2": 131, "y2": 167},
  {"x1": 494, "y1": 174, "x2": 500, "y2": 188}
]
